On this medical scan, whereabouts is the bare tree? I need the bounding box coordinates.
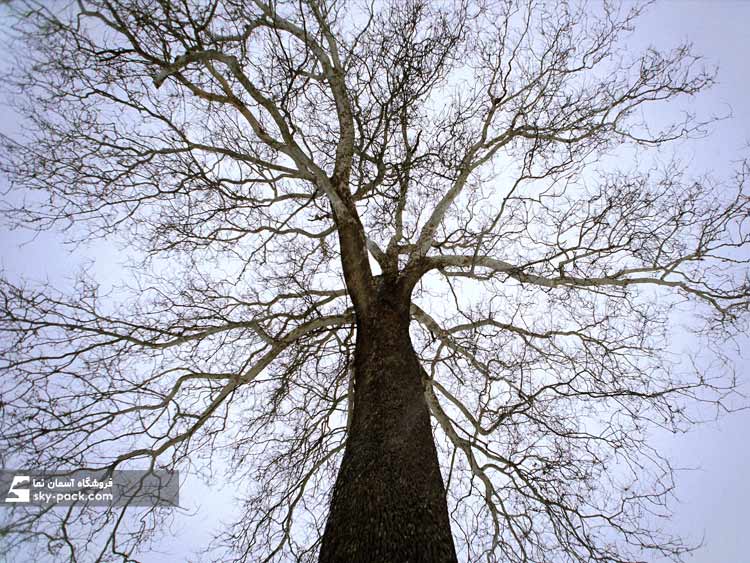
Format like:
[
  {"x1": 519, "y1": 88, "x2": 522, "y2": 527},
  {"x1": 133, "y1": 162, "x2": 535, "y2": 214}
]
[{"x1": 1, "y1": 0, "x2": 749, "y2": 561}]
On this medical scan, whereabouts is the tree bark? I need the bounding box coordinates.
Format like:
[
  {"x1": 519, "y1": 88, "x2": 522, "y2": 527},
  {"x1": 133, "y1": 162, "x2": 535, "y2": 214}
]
[{"x1": 319, "y1": 283, "x2": 458, "y2": 563}]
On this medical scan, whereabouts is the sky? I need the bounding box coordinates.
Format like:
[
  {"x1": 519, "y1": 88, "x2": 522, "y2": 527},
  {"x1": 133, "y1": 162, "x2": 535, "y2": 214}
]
[
  {"x1": 630, "y1": 3, "x2": 750, "y2": 562},
  {"x1": 1, "y1": 1, "x2": 749, "y2": 562}
]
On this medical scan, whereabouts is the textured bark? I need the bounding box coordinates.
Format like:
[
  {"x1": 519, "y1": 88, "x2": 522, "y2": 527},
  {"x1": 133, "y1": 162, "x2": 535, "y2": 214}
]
[{"x1": 319, "y1": 283, "x2": 458, "y2": 563}]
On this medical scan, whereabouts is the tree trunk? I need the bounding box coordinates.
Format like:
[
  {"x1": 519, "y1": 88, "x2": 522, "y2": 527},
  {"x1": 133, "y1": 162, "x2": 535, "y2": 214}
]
[{"x1": 319, "y1": 285, "x2": 458, "y2": 563}]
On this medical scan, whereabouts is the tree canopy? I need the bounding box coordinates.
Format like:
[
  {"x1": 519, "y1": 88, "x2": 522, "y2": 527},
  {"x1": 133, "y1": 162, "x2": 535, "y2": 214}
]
[{"x1": 1, "y1": 1, "x2": 749, "y2": 562}]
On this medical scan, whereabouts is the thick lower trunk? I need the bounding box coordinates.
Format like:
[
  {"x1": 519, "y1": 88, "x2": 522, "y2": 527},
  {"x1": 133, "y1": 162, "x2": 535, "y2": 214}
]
[{"x1": 319, "y1": 294, "x2": 457, "y2": 563}]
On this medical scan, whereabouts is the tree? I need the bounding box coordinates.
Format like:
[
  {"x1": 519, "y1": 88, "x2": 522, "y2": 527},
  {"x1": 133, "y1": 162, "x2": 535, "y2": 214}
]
[{"x1": 1, "y1": 0, "x2": 749, "y2": 561}]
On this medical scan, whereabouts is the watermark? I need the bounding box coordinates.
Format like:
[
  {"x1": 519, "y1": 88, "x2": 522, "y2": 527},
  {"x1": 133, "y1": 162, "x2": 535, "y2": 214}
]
[{"x1": 0, "y1": 470, "x2": 179, "y2": 507}]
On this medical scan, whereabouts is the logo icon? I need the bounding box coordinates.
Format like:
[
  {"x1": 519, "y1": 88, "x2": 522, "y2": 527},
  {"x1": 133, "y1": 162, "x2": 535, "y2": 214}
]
[{"x1": 4, "y1": 475, "x2": 30, "y2": 503}]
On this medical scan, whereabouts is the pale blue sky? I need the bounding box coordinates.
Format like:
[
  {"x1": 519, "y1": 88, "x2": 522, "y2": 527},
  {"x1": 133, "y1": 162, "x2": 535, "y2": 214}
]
[{"x1": 632, "y1": 3, "x2": 750, "y2": 561}]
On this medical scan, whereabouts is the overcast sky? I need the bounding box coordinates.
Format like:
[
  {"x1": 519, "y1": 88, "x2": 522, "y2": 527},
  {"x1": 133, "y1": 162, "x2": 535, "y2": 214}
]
[
  {"x1": 631, "y1": 3, "x2": 750, "y2": 562},
  {"x1": 1, "y1": 1, "x2": 749, "y2": 562}
]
